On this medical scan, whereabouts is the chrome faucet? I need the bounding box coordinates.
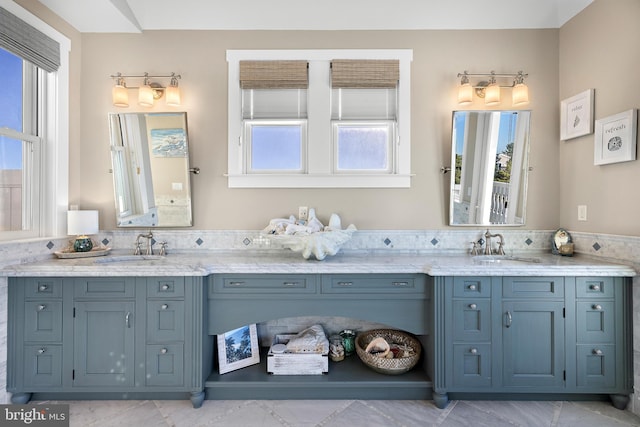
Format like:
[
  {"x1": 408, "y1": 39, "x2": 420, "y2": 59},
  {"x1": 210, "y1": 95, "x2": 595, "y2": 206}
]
[
  {"x1": 134, "y1": 232, "x2": 154, "y2": 255},
  {"x1": 484, "y1": 229, "x2": 506, "y2": 255}
]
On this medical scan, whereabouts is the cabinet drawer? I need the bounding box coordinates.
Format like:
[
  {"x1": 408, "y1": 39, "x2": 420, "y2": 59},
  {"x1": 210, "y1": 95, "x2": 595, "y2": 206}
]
[
  {"x1": 23, "y1": 345, "x2": 63, "y2": 387},
  {"x1": 146, "y1": 343, "x2": 184, "y2": 387},
  {"x1": 24, "y1": 301, "x2": 63, "y2": 342},
  {"x1": 322, "y1": 275, "x2": 425, "y2": 294},
  {"x1": 452, "y1": 300, "x2": 491, "y2": 342},
  {"x1": 147, "y1": 300, "x2": 185, "y2": 342},
  {"x1": 211, "y1": 275, "x2": 317, "y2": 294},
  {"x1": 576, "y1": 301, "x2": 615, "y2": 343},
  {"x1": 452, "y1": 343, "x2": 492, "y2": 388},
  {"x1": 453, "y1": 277, "x2": 491, "y2": 298},
  {"x1": 147, "y1": 277, "x2": 185, "y2": 298},
  {"x1": 74, "y1": 277, "x2": 136, "y2": 298},
  {"x1": 576, "y1": 344, "x2": 616, "y2": 388},
  {"x1": 23, "y1": 278, "x2": 63, "y2": 299},
  {"x1": 502, "y1": 277, "x2": 564, "y2": 299},
  {"x1": 576, "y1": 277, "x2": 614, "y2": 299}
]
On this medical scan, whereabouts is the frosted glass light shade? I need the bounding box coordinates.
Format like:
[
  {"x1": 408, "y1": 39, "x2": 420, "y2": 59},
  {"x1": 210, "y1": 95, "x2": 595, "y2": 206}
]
[
  {"x1": 166, "y1": 85, "x2": 181, "y2": 106},
  {"x1": 512, "y1": 83, "x2": 529, "y2": 106},
  {"x1": 485, "y1": 83, "x2": 501, "y2": 106},
  {"x1": 67, "y1": 210, "x2": 99, "y2": 236},
  {"x1": 112, "y1": 84, "x2": 129, "y2": 107},
  {"x1": 458, "y1": 82, "x2": 473, "y2": 105},
  {"x1": 138, "y1": 84, "x2": 154, "y2": 107}
]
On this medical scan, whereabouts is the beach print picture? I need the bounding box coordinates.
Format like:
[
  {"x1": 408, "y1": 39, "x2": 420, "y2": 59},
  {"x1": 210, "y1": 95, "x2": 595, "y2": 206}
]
[
  {"x1": 217, "y1": 324, "x2": 260, "y2": 374},
  {"x1": 150, "y1": 128, "x2": 187, "y2": 157},
  {"x1": 594, "y1": 109, "x2": 637, "y2": 165}
]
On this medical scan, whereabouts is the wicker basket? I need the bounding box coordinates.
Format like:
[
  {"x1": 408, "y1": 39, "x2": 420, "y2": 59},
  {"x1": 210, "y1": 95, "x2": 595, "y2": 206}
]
[{"x1": 355, "y1": 329, "x2": 421, "y2": 375}]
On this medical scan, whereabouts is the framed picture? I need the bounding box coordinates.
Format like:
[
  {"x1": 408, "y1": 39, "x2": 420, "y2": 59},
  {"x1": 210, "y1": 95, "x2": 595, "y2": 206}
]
[
  {"x1": 217, "y1": 324, "x2": 260, "y2": 374},
  {"x1": 594, "y1": 109, "x2": 637, "y2": 165},
  {"x1": 150, "y1": 128, "x2": 187, "y2": 157},
  {"x1": 560, "y1": 89, "x2": 594, "y2": 140}
]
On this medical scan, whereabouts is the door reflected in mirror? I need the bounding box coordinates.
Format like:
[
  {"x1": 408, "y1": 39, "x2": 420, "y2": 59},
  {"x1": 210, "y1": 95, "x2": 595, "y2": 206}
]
[
  {"x1": 450, "y1": 110, "x2": 531, "y2": 226},
  {"x1": 109, "y1": 112, "x2": 193, "y2": 227}
]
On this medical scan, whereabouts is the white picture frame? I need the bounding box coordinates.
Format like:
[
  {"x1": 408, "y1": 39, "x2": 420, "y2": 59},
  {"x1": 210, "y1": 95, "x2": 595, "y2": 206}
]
[
  {"x1": 594, "y1": 109, "x2": 638, "y2": 166},
  {"x1": 560, "y1": 89, "x2": 594, "y2": 140},
  {"x1": 217, "y1": 324, "x2": 260, "y2": 374}
]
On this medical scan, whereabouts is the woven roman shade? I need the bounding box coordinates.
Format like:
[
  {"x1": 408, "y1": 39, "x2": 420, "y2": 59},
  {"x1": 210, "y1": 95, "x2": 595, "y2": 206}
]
[
  {"x1": 0, "y1": 7, "x2": 60, "y2": 73},
  {"x1": 331, "y1": 59, "x2": 399, "y2": 89},
  {"x1": 239, "y1": 60, "x2": 308, "y2": 89}
]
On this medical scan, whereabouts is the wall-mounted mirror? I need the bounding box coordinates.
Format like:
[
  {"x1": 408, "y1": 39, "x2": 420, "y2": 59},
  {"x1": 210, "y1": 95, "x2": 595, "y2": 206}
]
[
  {"x1": 450, "y1": 110, "x2": 531, "y2": 226},
  {"x1": 109, "y1": 112, "x2": 193, "y2": 227}
]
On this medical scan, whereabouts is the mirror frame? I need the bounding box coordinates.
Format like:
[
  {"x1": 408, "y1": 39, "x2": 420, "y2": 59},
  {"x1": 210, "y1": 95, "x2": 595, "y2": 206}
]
[
  {"x1": 109, "y1": 112, "x2": 193, "y2": 228},
  {"x1": 449, "y1": 110, "x2": 531, "y2": 226}
]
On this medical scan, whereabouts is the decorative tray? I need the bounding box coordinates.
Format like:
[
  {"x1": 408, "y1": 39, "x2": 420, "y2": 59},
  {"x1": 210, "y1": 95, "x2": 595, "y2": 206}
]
[{"x1": 54, "y1": 246, "x2": 111, "y2": 259}]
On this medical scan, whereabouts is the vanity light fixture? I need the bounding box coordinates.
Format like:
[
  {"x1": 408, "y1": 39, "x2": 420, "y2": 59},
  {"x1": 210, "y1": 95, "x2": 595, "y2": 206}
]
[
  {"x1": 456, "y1": 70, "x2": 529, "y2": 106},
  {"x1": 110, "y1": 72, "x2": 182, "y2": 107}
]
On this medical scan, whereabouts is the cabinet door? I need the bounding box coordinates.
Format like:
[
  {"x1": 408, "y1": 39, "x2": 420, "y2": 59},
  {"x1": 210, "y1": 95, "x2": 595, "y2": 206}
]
[
  {"x1": 452, "y1": 300, "x2": 491, "y2": 342},
  {"x1": 147, "y1": 300, "x2": 185, "y2": 342},
  {"x1": 24, "y1": 301, "x2": 63, "y2": 342},
  {"x1": 452, "y1": 343, "x2": 492, "y2": 387},
  {"x1": 576, "y1": 344, "x2": 616, "y2": 388},
  {"x1": 146, "y1": 343, "x2": 184, "y2": 386},
  {"x1": 73, "y1": 301, "x2": 135, "y2": 387},
  {"x1": 23, "y1": 345, "x2": 63, "y2": 387},
  {"x1": 502, "y1": 301, "x2": 565, "y2": 388}
]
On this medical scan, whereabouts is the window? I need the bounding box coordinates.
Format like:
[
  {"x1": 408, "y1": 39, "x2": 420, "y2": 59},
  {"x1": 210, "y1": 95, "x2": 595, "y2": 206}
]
[
  {"x1": 227, "y1": 50, "x2": 413, "y2": 188},
  {"x1": 0, "y1": 4, "x2": 70, "y2": 241}
]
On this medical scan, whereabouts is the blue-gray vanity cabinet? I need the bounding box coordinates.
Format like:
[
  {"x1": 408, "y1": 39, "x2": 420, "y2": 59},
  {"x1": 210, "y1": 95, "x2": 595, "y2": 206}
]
[
  {"x1": 433, "y1": 276, "x2": 633, "y2": 410},
  {"x1": 7, "y1": 276, "x2": 211, "y2": 408}
]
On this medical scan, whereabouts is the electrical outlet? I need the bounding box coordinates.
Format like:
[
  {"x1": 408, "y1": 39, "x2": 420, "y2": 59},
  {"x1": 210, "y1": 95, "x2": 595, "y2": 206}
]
[
  {"x1": 298, "y1": 206, "x2": 308, "y2": 221},
  {"x1": 578, "y1": 205, "x2": 587, "y2": 221}
]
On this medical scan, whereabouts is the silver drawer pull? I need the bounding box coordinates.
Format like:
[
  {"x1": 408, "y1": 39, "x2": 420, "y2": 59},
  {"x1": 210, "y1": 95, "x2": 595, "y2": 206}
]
[
  {"x1": 468, "y1": 284, "x2": 477, "y2": 291},
  {"x1": 592, "y1": 304, "x2": 603, "y2": 311},
  {"x1": 469, "y1": 303, "x2": 477, "y2": 310},
  {"x1": 283, "y1": 282, "x2": 299, "y2": 287},
  {"x1": 337, "y1": 282, "x2": 353, "y2": 287},
  {"x1": 160, "y1": 348, "x2": 168, "y2": 354},
  {"x1": 590, "y1": 284, "x2": 601, "y2": 291},
  {"x1": 229, "y1": 281, "x2": 245, "y2": 287},
  {"x1": 505, "y1": 311, "x2": 512, "y2": 328},
  {"x1": 125, "y1": 312, "x2": 131, "y2": 328},
  {"x1": 592, "y1": 349, "x2": 603, "y2": 356},
  {"x1": 38, "y1": 348, "x2": 46, "y2": 354},
  {"x1": 161, "y1": 304, "x2": 169, "y2": 310},
  {"x1": 470, "y1": 348, "x2": 478, "y2": 354},
  {"x1": 392, "y1": 282, "x2": 409, "y2": 287},
  {"x1": 38, "y1": 285, "x2": 48, "y2": 291},
  {"x1": 161, "y1": 284, "x2": 171, "y2": 291},
  {"x1": 37, "y1": 304, "x2": 46, "y2": 311}
]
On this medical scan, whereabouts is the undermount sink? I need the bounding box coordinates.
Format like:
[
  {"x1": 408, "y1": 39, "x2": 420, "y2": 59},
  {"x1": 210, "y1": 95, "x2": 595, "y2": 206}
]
[
  {"x1": 93, "y1": 255, "x2": 166, "y2": 264},
  {"x1": 472, "y1": 255, "x2": 541, "y2": 264}
]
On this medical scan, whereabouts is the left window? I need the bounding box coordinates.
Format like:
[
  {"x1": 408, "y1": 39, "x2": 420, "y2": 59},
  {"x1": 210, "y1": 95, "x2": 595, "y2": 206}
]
[{"x1": 0, "y1": 4, "x2": 70, "y2": 241}]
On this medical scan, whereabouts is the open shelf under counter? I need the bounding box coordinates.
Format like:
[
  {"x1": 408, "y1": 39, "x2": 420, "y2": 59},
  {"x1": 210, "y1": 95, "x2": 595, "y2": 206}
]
[{"x1": 205, "y1": 347, "x2": 432, "y2": 400}]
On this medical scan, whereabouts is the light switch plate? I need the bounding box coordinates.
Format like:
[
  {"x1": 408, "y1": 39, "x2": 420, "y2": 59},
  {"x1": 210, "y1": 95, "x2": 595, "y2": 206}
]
[{"x1": 578, "y1": 205, "x2": 587, "y2": 221}]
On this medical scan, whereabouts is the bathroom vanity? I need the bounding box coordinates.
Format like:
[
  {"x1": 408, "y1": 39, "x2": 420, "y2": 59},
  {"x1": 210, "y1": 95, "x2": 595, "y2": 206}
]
[{"x1": 2, "y1": 252, "x2": 635, "y2": 409}]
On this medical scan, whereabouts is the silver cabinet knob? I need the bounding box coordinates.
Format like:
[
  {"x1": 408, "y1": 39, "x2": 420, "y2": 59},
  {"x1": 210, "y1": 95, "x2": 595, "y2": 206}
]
[
  {"x1": 592, "y1": 349, "x2": 603, "y2": 356},
  {"x1": 590, "y1": 284, "x2": 601, "y2": 291},
  {"x1": 38, "y1": 348, "x2": 46, "y2": 354},
  {"x1": 470, "y1": 348, "x2": 478, "y2": 354},
  {"x1": 592, "y1": 304, "x2": 602, "y2": 311},
  {"x1": 37, "y1": 304, "x2": 46, "y2": 311},
  {"x1": 161, "y1": 284, "x2": 170, "y2": 291},
  {"x1": 161, "y1": 304, "x2": 169, "y2": 310},
  {"x1": 469, "y1": 303, "x2": 477, "y2": 309},
  {"x1": 160, "y1": 348, "x2": 168, "y2": 354},
  {"x1": 468, "y1": 284, "x2": 477, "y2": 291},
  {"x1": 38, "y1": 284, "x2": 48, "y2": 291}
]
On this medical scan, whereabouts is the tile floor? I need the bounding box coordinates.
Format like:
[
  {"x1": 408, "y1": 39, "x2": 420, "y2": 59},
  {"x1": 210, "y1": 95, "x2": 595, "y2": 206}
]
[{"x1": 30, "y1": 399, "x2": 640, "y2": 427}]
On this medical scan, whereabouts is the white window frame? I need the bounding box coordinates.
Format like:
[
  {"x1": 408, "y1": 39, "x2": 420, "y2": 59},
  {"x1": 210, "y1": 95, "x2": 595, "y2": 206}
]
[
  {"x1": 331, "y1": 120, "x2": 396, "y2": 174},
  {"x1": 0, "y1": 0, "x2": 70, "y2": 241},
  {"x1": 227, "y1": 49, "x2": 413, "y2": 188},
  {"x1": 243, "y1": 119, "x2": 307, "y2": 174}
]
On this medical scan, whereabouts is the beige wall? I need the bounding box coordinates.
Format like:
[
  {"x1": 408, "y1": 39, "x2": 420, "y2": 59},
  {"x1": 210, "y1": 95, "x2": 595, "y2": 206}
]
[
  {"x1": 559, "y1": 0, "x2": 640, "y2": 237},
  {"x1": 77, "y1": 29, "x2": 560, "y2": 231}
]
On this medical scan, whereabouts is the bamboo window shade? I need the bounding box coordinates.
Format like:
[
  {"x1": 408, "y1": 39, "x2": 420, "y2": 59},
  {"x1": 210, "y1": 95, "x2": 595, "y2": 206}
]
[
  {"x1": 331, "y1": 59, "x2": 399, "y2": 89},
  {"x1": 239, "y1": 60, "x2": 309, "y2": 89}
]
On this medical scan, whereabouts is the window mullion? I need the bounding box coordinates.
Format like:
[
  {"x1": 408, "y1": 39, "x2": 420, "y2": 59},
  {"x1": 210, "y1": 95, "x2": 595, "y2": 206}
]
[{"x1": 306, "y1": 60, "x2": 331, "y2": 174}]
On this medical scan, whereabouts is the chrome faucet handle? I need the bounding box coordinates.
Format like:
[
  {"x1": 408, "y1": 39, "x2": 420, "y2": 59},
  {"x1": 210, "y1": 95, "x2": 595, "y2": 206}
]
[
  {"x1": 133, "y1": 242, "x2": 142, "y2": 255},
  {"x1": 497, "y1": 242, "x2": 505, "y2": 255},
  {"x1": 159, "y1": 241, "x2": 167, "y2": 256}
]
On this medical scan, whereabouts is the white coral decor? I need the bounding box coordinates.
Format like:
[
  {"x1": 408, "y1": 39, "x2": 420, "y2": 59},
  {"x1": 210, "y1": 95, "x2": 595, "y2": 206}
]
[{"x1": 262, "y1": 212, "x2": 356, "y2": 260}]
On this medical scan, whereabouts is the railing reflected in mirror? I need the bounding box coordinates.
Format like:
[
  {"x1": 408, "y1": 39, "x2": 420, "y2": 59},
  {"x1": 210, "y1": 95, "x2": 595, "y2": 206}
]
[
  {"x1": 108, "y1": 112, "x2": 193, "y2": 227},
  {"x1": 449, "y1": 110, "x2": 531, "y2": 226}
]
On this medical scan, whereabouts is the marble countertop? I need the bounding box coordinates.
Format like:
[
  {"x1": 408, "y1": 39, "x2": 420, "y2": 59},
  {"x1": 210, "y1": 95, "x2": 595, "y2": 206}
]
[{"x1": 1, "y1": 250, "x2": 636, "y2": 277}]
